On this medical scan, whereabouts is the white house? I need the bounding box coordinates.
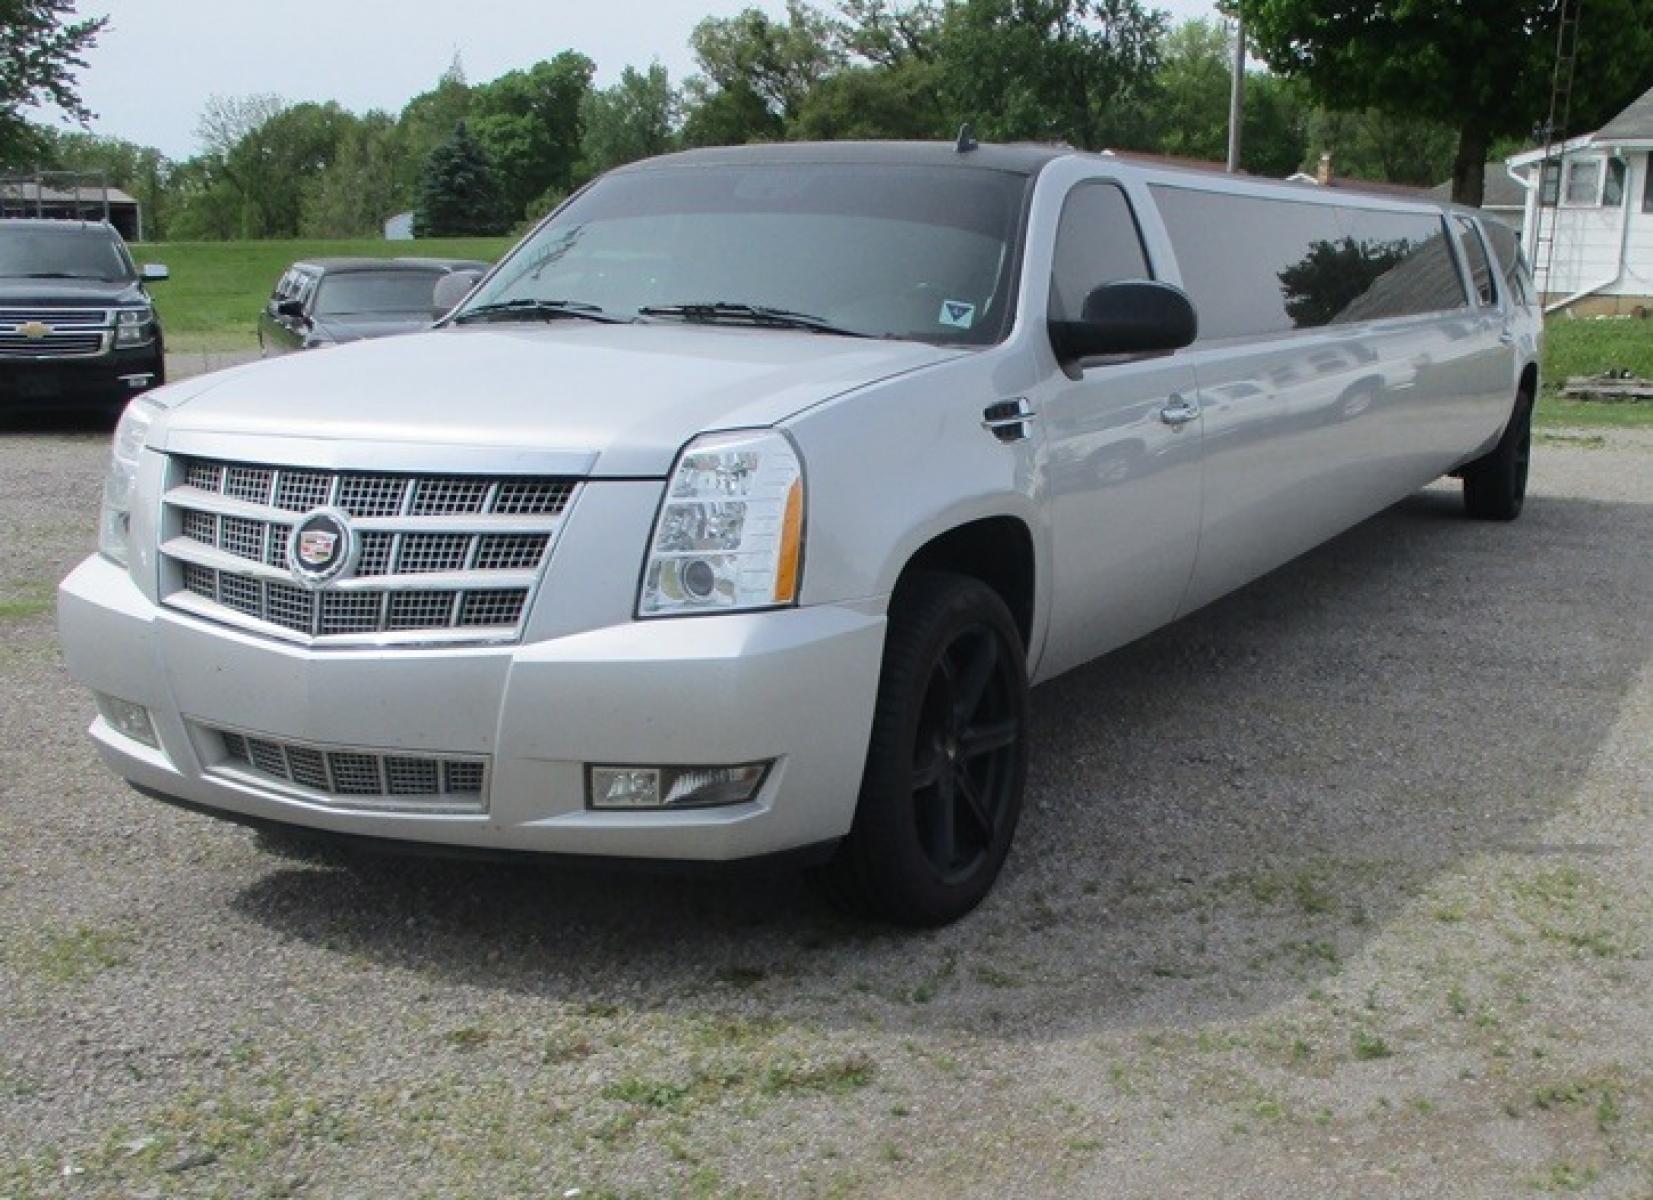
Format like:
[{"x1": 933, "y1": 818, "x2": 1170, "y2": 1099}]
[
  {"x1": 1508, "y1": 83, "x2": 1653, "y2": 313},
  {"x1": 383, "y1": 210, "x2": 415, "y2": 241}
]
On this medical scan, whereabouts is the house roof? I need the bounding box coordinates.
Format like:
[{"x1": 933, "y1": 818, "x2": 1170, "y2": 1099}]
[
  {"x1": 0, "y1": 181, "x2": 139, "y2": 206},
  {"x1": 1597, "y1": 83, "x2": 1653, "y2": 142},
  {"x1": 1429, "y1": 165, "x2": 1527, "y2": 210}
]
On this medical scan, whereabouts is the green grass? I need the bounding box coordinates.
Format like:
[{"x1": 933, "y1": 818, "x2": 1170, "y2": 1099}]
[
  {"x1": 134, "y1": 237, "x2": 513, "y2": 352},
  {"x1": 1542, "y1": 315, "x2": 1653, "y2": 383},
  {"x1": 1537, "y1": 317, "x2": 1653, "y2": 428}
]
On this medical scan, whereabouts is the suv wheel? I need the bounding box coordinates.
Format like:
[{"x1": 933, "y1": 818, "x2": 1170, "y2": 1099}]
[
  {"x1": 816, "y1": 571, "x2": 1028, "y2": 926},
  {"x1": 1462, "y1": 388, "x2": 1533, "y2": 521}
]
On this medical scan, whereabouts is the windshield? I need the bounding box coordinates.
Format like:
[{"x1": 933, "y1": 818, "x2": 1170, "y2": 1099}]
[
  {"x1": 0, "y1": 226, "x2": 133, "y2": 281},
  {"x1": 314, "y1": 271, "x2": 445, "y2": 317},
  {"x1": 461, "y1": 162, "x2": 1030, "y2": 345}
]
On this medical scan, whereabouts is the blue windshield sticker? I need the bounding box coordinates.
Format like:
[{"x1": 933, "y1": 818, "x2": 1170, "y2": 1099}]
[{"x1": 939, "y1": 300, "x2": 976, "y2": 329}]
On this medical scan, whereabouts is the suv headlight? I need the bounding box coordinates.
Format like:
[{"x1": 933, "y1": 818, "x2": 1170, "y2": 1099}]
[
  {"x1": 638, "y1": 429, "x2": 804, "y2": 617},
  {"x1": 99, "y1": 396, "x2": 161, "y2": 565},
  {"x1": 115, "y1": 306, "x2": 156, "y2": 347}
]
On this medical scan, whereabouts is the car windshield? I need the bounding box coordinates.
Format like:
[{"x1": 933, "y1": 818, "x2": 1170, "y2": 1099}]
[
  {"x1": 460, "y1": 162, "x2": 1030, "y2": 346},
  {"x1": 314, "y1": 271, "x2": 444, "y2": 317},
  {"x1": 0, "y1": 226, "x2": 133, "y2": 281}
]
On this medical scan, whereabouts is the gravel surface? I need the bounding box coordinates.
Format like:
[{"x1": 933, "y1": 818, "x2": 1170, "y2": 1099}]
[{"x1": 2, "y1": 420, "x2": 1650, "y2": 1199}]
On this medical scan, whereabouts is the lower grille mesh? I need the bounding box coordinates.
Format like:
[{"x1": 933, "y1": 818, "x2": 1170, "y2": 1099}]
[{"x1": 216, "y1": 729, "x2": 486, "y2": 810}]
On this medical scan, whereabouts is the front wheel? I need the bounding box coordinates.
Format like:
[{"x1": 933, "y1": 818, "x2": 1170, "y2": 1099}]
[
  {"x1": 815, "y1": 571, "x2": 1029, "y2": 926},
  {"x1": 1462, "y1": 389, "x2": 1533, "y2": 521}
]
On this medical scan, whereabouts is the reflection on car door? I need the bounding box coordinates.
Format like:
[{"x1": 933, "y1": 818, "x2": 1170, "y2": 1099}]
[{"x1": 1034, "y1": 181, "x2": 1204, "y2": 678}]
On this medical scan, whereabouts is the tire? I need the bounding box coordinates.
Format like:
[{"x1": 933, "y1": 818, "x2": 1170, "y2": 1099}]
[
  {"x1": 1462, "y1": 388, "x2": 1533, "y2": 521},
  {"x1": 814, "y1": 571, "x2": 1029, "y2": 926}
]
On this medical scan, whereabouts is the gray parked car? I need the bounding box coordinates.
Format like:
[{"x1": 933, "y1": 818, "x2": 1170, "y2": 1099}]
[
  {"x1": 257, "y1": 257, "x2": 488, "y2": 356},
  {"x1": 60, "y1": 142, "x2": 1541, "y2": 925}
]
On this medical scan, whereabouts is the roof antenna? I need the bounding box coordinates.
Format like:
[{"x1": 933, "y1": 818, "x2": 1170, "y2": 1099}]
[{"x1": 955, "y1": 123, "x2": 978, "y2": 154}]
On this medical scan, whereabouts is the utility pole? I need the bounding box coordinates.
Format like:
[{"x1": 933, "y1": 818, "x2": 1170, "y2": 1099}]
[{"x1": 1226, "y1": 12, "x2": 1246, "y2": 172}]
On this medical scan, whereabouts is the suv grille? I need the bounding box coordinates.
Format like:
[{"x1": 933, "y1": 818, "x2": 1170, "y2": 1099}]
[
  {"x1": 160, "y1": 457, "x2": 577, "y2": 646},
  {"x1": 210, "y1": 728, "x2": 487, "y2": 814},
  {"x1": 0, "y1": 307, "x2": 112, "y2": 359}
]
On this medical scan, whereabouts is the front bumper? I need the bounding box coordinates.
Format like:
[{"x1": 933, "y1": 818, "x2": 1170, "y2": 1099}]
[
  {"x1": 0, "y1": 344, "x2": 163, "y2": 409},
  {"x1": 58, "y1": 554, "x2": 886, "y2": 861}
]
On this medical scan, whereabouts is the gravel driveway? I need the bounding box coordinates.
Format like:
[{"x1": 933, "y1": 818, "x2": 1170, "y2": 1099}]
[{"x1": 2, "y1": 422, "x2": 1650, "y2": 1199}]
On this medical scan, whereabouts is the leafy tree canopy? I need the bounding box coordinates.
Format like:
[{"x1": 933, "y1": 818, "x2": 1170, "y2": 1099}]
[
  {"x1": 0, "y1": 0, "x2": 106, "y2": 166},
  {"x1": 1240, "y1": 0, "x2": 1653, "y2": 204}
]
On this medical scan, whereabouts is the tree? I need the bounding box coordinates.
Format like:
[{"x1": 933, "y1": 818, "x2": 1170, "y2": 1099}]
[
  {"x1": 394, "y1": 54, "x2": 473, "y2": 197},
  {"x1": 687, "y1": 2, "x2": 844, "y2": 127},
  {"x1": 1240, "y1": 0, "x2": 1653, "y2": 205},
  {"x1": 577, "y1": 63, "x2": 679, "y2": 182},
  {"x1": 469, "y1": 52, "x2": 594, "y2": 218},
  {"x1": 300, "y1": 111, "x2": 403, "y2": 237},
  {"x1": 193, "y1": 96, "x2": 357, "y2": 237},
  {"x1": 1304, "y1": 107, "x2": 1458, "y2": 187},
  {"x1": 414, "y1": 121, "x2": 508, "y2": 237},
  {"x1": 936, "y1": 0, "x2": 1166, "y2": 150},
  {"x1": 0, "y1": 0, "x2": 108, "y2": 166},
  {"x1": 680, "y1": 79, "x2": 784, "y2": 146}
]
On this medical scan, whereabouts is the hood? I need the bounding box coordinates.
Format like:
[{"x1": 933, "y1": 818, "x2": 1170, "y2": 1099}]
[
  {"x1": 154, "y1": 322, "x2": 965, "y2": 476},
  {"x1": 0, "y1": 276, "x2": 147, "y2": 306},
  {"x1": 311, "y1": 312, "x2": 430, "y2": 345}
]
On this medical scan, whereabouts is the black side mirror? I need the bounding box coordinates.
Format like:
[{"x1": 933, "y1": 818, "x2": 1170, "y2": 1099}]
[
  {"x1": 276, "y1": 297, "x2": 307, "y2": 320},
  {"x1": 1050, "y1": 280, "x2": 1198, "y2": 364}
]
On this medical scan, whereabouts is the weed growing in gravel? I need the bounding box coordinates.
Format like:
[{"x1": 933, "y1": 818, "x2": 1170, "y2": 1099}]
[
  {"x1": 0, "y1": 582, "x2": 54, "y2": 621},
  {"x1": 13, "y1": 924, "x2": 132, "y2": 985},
  {"x1": 1352, "y1": 1029, "x2": 1393, "y2": 1061}
]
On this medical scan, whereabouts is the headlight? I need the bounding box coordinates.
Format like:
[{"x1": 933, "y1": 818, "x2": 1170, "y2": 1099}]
[
  {"x1": 638, "y1": 429, "x2": 805, "y2": 617},
  {"x1": 99, "y1": 397, "x2": 162, "y2": 565},
  {"x1": 115, "y1": 307, "x2": 156, "y2": 347}
]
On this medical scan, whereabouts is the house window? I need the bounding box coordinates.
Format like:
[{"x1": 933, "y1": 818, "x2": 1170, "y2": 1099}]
[
  {"x1": 1604, "y1": 157, "x2": 1627, "y2": 206},
  {"x1": 1539, "y1": 160, "x2": 1562, "y2": 206},
  {"x1": 1644, "y1": 156, "x2": 1653, "y2": 212},
  {"x1": 1564, "y1": 158, "x2": 1601, "y2": 205}
]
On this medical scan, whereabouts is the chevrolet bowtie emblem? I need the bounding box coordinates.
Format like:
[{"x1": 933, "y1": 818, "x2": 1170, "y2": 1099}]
[{"x1": 18, "y1": 321, "x2": 51, "y2": 339}]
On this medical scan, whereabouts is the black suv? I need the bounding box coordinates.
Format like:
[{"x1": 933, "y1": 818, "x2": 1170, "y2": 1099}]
[{"x1": 0, "y1": 219, "x2": 167, "y2": 416}]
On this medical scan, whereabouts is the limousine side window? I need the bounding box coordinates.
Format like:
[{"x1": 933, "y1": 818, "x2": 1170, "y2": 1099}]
[
  {"x1": 1481, "y1": 220, "x2": 1533, "y2": 307},
  {"x1": 1048, "y1": 182, "x2": 1151, "y2": 321},
  {"x1": 1453, "y1": 216, "x2": 1497, "y2": 307},
  {"x1": 1150, "y1": 185, "x2": 1468, "y2": 341}
]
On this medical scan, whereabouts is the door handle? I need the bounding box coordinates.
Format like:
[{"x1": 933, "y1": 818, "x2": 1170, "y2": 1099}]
[
  {"x1": 1159, "y1": 395, "x2": 1201, "y2": 427},
  {"x1": 1498, "y1": 330, "x2": 1516, "y2": 347}
]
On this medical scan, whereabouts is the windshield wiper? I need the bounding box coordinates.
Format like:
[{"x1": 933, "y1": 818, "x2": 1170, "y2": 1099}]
[
  {"x1": 452, "y1": 298, "x2": 630, "y2": 325},
  {"x1": 20, "y1": 272, "x2": 100, "y2": 280},
  {"x1": 637, "y1": 302, "x2": 868, "y2": 338}
]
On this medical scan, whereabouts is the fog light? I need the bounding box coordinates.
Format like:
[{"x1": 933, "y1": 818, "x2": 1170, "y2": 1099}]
[
  {"x1": 588, "y1": 763, "x2": 770, "y2": 810},
  {"x1": 94, "y1": 692, "x2": 157, "y2": 748}
]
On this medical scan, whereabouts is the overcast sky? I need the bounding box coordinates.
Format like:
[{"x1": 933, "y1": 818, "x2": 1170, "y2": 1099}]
[{"x1": 41, "y1": 0, "x2": 1219, "y2": 159}]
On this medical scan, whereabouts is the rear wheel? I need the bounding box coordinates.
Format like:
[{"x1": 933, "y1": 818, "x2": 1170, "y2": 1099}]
[
  {"x1": 1462, "y1": 388, "x2": 1533, "y2": 521},
  {"x1": 815, "y1": 572, "x2": 1028, "y2": 926}
]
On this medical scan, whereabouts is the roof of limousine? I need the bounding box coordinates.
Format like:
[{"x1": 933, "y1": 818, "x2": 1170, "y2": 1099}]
[
  {"x1": 621, "y1": 140, "x2": 1069, "y2": 176},
  {"x1": 618, "y1": 141, "x2": 1464, "y2": 216}
]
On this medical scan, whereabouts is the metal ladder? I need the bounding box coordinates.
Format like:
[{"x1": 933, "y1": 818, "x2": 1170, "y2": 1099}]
[{"x1": 1529, "y1": 0, "x2": 1583, "y2": 302}]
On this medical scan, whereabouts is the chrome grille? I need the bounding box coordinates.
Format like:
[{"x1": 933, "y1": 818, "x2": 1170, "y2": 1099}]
[
  {"x1": 162, "y1": 456, "x2": 575, "y2": 646},
  {"x1": 213, "y1": 728, "x2": 487, "y2": 813},
  {"x1": 0, "y1": 307, "x2": 111, "y2": 360}
]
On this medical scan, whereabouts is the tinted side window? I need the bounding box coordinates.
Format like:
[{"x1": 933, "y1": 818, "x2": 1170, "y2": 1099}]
[
  {"x1": 1482, "y1": 219, "x2": 1533, "y2": 307},
  {"x1": 1324, "y1": 209, "x2": 1467, "y2": 321},
  {"x1": 1152, "y1": 185, "x2": 1467, "y2": 340},
  {"x1": 1454, "y1": 217, "x2": 1496, "y2": 306},
  {"x1": 1049, "y1": 183, "x2": 1150, "y2": 321}
]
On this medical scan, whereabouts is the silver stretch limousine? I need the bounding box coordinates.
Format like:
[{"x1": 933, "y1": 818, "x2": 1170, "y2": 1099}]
[{"x1": 58, "y1": 142, "x2": 1541, "y2": 925}]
